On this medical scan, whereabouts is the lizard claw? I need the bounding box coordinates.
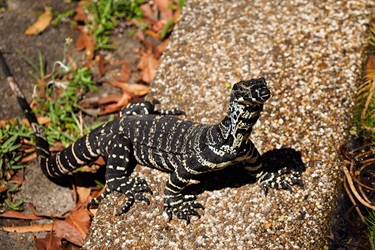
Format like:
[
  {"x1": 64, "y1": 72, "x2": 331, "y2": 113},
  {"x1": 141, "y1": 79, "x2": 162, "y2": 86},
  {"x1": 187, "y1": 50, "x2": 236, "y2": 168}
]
[{"x1": 163, "y1": 196, "x2": 204, "y2": 223}]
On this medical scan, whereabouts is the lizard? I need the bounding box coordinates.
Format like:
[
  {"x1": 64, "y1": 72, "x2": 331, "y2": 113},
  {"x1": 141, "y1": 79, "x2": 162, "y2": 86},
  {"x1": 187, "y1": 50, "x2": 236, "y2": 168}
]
[{"x1": 1, "y1": 51, "x2": 304, "y2": 223}]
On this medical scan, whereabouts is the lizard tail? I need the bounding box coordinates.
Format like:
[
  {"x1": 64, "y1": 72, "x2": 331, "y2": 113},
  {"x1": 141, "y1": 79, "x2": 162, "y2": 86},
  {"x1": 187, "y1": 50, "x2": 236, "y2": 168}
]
[{"x1": 0, "y1": 51, "x2": 51, "y2": 170}]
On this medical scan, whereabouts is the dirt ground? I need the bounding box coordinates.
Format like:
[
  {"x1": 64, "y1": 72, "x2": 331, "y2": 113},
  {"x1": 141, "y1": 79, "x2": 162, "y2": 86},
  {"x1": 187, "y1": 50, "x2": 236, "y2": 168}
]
[
  {"x1": 0, "y1": 1, "x2": 145, "y2": 248},
  {"x1": 0, "y1": 0, "x2": 78, "y2": 119}
]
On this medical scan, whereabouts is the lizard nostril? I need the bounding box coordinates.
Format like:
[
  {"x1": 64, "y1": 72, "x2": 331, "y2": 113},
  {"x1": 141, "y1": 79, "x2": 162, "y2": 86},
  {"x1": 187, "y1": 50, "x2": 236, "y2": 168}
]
[{"x1": 259, "y1": 88, "x2": 271, "y2": 101}]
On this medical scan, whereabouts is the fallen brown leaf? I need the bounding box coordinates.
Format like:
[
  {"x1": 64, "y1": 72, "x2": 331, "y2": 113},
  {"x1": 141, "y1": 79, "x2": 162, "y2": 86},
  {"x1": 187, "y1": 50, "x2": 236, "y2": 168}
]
[
  {"x1": 54, "y1": 206, "x2": 90, "y2": 246},
  {"x1": 145, "y1": 30, "x2": 161, "y2": 39},
  {"x1": 76, "y1": 29, "x2": 96, "y2": 61},
  {"x1": 21, "y1": 152, "x2": 37, "y2": 163},
  {"x1": 0, "y1": 210, "x2": 42, "y2": 220},
  {"x1": 0, "y1": 186, "x2": 8, "y2": 194},
  {"x1": 150, "y1": 20, "x2": 167, "y2": 34},
  {"x1": 97, "y1": 54, "x2": 106, "y2": 76},
  {"x1": 73, "y1": 1, "x2": 88, "y2": 23},
  {"x1": 367, "y1": 54, "x2": 375, "y2": 73},
  {"x1": 97, "y1": 94, "x2": 122, "y2": 105},
  {"x1": 118, "y1": 61, "x2": 131, "y2": 82},
  {"x1": 35, "y1": 233, "x2": 63, "y2": 250},
  {"x1": 1, "y1": 223, "x2": 53, "y2": 233},
  {"x1": 76, "y1": 186, "x2": 91, "y2": 205},
  {"x1": 109, "y1": 81, "x2": 149, "y2": 108},
  {"x1": 155, "y1": 38, "x2": 169, "y2": 58},
  {"x1": 154, "y1": 0, "x2": 173, "y2": 21},
  {"x1": 137, "y1": 49, "x2": 159, "y2": 83},
  {"x1": 9, "y1": 168, "x2": 24, "y2": 185},
  {"x1": 99, "y1": 103, "x2": 124, "y2": 115},
  {"x1": 0, "y1": 116, "x2": 50, "y2": 128},
  {"x1": 140, "y1": 4, "x2": 157, "y2": 22},
  {"x1": 28, "y1": 203, "x2": 66, "y2": 219},
  {"x1": 135, "y1": 29, "x2": 146, "y2": 42},
  {"x1": 54, "y1": 221, "x2": 84, "y2": 246},
  {"x1": 25, "y1": 7, "x2": 52, "y2": 35},
  {"x1": 109, "y1": 81, "x2": 150, "y2": 96}
]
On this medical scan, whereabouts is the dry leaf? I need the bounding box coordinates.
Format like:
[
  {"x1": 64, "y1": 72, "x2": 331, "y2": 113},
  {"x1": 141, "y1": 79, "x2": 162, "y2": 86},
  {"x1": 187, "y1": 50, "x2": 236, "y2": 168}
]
[
  {"x1": 145, "y1": 30, "x2": 161, "y2": 39},
  {"x1": 119, "y1": 61, "x2": 131, "y2": 82},
  {"x1": 76, "y1": 186, "x2": 91, "y2": 205},
  {"x1": 67, "y1": 206, "x2": 91, "y2": 235},
  {"x1": 155, "y1": 38, "x2": 169, "y2": 58},
  {"x1": 137, "y1": 49, "x2": 159, "y2": 83},
  {"x1": 100, "y1": 81, "x2": 149, "y2": 114},
  {"x1": 54, "y1": 221, "x2": 84, "y2": 246},
  {"x1": 0, "y1": 117, "x2": 50, "y2": 128},
  {"x1": 109, "y1": 81, "x2": 149, "y2": 97},
  {"x1": 0, "y1": 211, "x2": 42, "y2": 220},
  {"x1": 35, "y1": 233, "x2": 63, "y2": 250},
  {"x1": 0, "y1": 186, "x2": 8, "y2": 194},
  {"x1": 76, "y1": 30, "x2": 96, "y2": 61},
  {"x1": 367, "y1": 54, "x2": 375, "y2": 73},
  {"x1": 25, "y1": 8, "x2": 52, "y2": 35},
  {"x1": 28, "y1": 203, "x2": 66, "y2": 219},
  {"x1": 150, "y1": 20, "x2": 167, "y2": 34},
  {"x1": 9, "y1": 169, "x2": 24, "y2": 185},
  {"x1": 97, "y1": 54, "x2": 106, "y2": 76},
  {"x1": 73, "y1": 2, "x2": 88, "y2": 22},
  {"x1": 1, "y1": 223, "x2": 53, "y2": 233},
  {"x1": 98, "y1": 94, "x2": 122, "y2": 105},
  {"x1": 140, "y1": 4, "x2": 157, "y2": 21},
  {"x1": 54, "y1": 206, "x2": 90, "y2": 246},
  {"x1": 21, "y1": 152, "x2": 37, "y2": 163},
  {"x1": 135, "y1": 29, "x2": 145, "y2": 42},
  {"x1": 99, "y1": 103, "x2": 125, "y2": 115},
  {"x1": 154, "y1": 0, "x2": 173, "y2": 21}
]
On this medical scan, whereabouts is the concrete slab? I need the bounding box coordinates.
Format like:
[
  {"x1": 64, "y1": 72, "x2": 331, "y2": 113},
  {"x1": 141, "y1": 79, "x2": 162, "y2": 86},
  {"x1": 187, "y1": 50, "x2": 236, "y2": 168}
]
[{"x1": 84, "y1": 0, "x2": 374, "y2": 248}]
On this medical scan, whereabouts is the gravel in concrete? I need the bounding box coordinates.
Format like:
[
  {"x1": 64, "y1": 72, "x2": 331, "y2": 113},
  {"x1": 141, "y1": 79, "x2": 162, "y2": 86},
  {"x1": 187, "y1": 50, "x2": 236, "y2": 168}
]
[{"x1": 85, "y1": 0, "x2": 374, "y2": 249}]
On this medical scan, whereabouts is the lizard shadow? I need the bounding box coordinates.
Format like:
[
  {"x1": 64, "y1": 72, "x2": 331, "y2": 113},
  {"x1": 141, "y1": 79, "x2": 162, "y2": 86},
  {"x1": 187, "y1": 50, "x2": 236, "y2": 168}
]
[
  {"x1": 183, "y1": 147, "x2": 306, "y2": 196},
  {"x1": 47, "y1": 166, "x2": 106, "y2": 188}
]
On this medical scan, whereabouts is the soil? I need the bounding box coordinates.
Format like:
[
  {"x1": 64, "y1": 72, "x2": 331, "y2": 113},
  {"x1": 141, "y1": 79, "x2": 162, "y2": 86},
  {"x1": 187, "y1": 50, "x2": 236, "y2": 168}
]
[{"x1": 0, "y1": 1, "x2": 146, "y2": 248}]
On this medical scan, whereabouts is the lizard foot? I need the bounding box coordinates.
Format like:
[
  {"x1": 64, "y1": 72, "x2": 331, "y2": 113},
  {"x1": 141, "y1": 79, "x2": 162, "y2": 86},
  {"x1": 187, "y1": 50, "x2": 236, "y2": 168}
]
[
  {"x1": 116, "y1": 177, "x2": 153, "y2": 215},
  {"x1": 87, "y1": 187, "x2": 111, "y2": 212},
  {"x1": 257, "y1": 168, "x2": 304, "y2": 195},
  {"x1": 164, "y1": 194, "x2": 204, "y2": 224}
]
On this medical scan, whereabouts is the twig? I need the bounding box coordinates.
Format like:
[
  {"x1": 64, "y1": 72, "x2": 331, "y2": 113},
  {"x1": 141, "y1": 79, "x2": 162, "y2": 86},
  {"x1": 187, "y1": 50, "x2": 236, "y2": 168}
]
[
  {"x1": 343, "y1": 168, "x2": 365, "y2": 222},
  {"x1": 343, "y1": 164, "x2": 375, "y2": 210}
]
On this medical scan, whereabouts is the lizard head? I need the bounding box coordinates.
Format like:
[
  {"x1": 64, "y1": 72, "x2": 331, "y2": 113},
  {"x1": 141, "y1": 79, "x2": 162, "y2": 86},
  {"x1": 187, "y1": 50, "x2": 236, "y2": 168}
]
[{"x1": 231, "y1": 78, "x2": 271, "y2": 105}]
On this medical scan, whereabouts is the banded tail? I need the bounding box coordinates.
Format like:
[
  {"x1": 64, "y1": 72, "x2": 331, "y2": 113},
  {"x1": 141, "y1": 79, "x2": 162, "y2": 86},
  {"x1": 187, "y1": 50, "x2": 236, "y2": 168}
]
[{"x1": 0, "y1": 51, "x2": 51, "y2": 170}]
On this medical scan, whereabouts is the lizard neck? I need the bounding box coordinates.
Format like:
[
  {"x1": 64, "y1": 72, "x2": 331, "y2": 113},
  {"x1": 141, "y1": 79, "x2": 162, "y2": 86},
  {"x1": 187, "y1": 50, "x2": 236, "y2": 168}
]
[{"x1": 216, "y1": 101, "x2": 263, "y2": 147}]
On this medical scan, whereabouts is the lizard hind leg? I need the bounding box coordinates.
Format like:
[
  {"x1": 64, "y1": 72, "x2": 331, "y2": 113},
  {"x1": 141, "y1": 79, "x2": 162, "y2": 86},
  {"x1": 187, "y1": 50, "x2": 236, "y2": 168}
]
[
  {"x1": 100, "y1": 134, "x2": 153, "y2": 215},
  {"x1": 114, "y1": 177, "x2": 153, "y2": 215}
]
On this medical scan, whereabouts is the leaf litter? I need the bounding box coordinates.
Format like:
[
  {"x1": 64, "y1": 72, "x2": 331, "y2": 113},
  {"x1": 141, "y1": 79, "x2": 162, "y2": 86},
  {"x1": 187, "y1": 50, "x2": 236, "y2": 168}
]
[{"x1": 1, "y1": 0, "x2": 183, "y2": 248}]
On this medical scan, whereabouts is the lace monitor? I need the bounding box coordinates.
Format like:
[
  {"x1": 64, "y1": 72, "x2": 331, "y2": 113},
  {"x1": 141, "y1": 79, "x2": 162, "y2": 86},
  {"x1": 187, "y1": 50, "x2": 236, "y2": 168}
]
[{"x1": 1, "y1": 51, "x2": 303, "y2": 223}]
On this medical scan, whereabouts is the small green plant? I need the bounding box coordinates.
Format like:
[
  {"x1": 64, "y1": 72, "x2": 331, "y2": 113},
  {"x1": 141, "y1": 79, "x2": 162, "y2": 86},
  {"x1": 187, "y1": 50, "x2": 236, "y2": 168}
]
[
  {"x1": 52, "y1": 9, "x2": 75, "y2": 26},
  {"x1": 35, "y1": 66, "x2": 99, "y2": 146},
  {"x1": 0, "y1": 120, "x2": 33, "y2": 211},
  {"x1": 365, "y1": 210, "x2": 375, "y2": 249},
  {"x1": 17, "y1": 50, "x2": 100, "y2": 146},
  {"x1": 84, "y1": 0, "x2": 145, "y2": 50},
  {"x1": 0, "y1": 121, "x2": 33, "y2": 170},
  {"x1": 4, "y1": 183, "x2": 24, "y2": 211},
  {"x1": 0, "y1": 50, "x2": 104, "y2": 211}
]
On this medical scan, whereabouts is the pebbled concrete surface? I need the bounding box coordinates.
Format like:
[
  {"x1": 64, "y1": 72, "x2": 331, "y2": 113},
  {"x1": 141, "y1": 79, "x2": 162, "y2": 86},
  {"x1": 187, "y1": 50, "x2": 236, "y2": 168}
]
[{"x1": 85, "y1": 0, "x2": 375, "y2": 249}]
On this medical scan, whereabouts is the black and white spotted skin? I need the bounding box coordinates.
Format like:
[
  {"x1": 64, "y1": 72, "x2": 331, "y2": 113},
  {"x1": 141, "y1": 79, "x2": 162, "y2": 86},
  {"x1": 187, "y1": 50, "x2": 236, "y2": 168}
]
[{"x1": 1, "y1": 50, "x2": 303, "y2": 223}]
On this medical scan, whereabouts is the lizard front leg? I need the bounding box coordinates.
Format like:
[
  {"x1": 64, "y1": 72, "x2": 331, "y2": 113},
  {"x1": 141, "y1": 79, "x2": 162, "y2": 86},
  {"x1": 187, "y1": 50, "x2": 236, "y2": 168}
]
[
  {"x1": 244, "y1": 146, "x2": 304, "y2": 194},
  {"x1": 163, "y1": 168, "x2": 203, "y2": 224}
]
